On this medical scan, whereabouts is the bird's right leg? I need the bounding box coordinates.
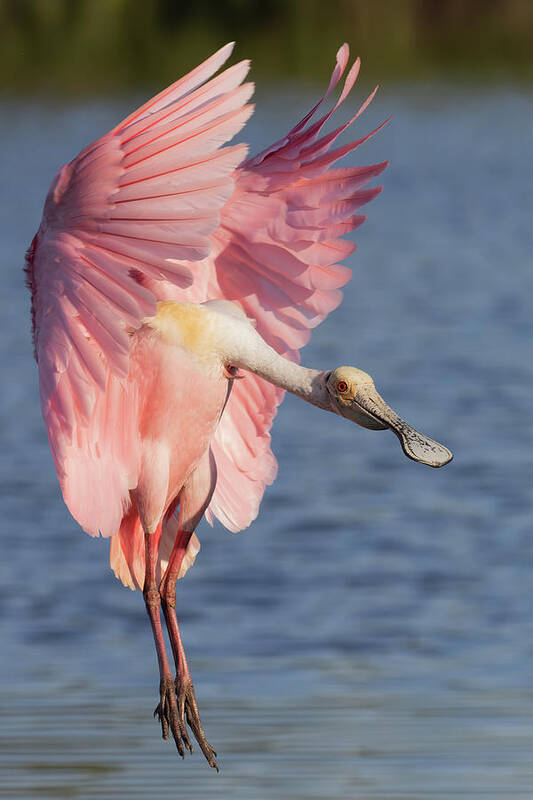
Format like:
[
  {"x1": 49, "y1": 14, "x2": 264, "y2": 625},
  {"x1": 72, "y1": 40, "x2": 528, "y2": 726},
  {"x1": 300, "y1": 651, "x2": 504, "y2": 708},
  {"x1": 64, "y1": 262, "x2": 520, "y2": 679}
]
[
  {"x1": 159, "y1": 450, "x2": 218, "y2": 769},
  {"x1": 136, "y1": 444, "x2": 192, "y2": 756}
]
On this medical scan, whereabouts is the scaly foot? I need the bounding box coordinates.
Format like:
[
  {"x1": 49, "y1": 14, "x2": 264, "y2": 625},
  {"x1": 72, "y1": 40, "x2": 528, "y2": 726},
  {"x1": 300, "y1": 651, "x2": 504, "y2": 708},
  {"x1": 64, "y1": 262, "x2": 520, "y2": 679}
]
[
  {"x1": 176, "y1": 678, "x2": 218, "y2": 771},
  {"x1": 154, "y1": 674, "x2": 192, "y2": 758}
]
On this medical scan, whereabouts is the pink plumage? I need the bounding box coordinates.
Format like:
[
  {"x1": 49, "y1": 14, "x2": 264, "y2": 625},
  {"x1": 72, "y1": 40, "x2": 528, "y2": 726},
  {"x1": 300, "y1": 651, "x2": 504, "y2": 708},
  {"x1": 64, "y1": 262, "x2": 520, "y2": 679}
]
[
  {"x1": 27, "y1": 41, "x2": 385, "y2": 541},
  {"x1": 27, "y1": 43, "x2": 390, "y2": 767}
]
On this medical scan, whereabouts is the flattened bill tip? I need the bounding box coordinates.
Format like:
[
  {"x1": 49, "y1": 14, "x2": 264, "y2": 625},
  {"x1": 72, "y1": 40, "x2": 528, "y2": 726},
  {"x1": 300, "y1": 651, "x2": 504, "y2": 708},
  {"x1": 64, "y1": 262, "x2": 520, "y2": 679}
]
[{"x1": 397, "y1": 429, "x2": 453, "y2": 468}]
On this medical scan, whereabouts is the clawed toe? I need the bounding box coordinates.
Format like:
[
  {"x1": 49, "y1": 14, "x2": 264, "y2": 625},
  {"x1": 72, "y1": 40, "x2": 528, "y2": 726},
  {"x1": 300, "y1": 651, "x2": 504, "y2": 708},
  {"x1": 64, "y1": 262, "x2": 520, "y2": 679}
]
[
  {"x1": 176, "y1": 679, "x2": 219, "y2": 771},
  {"x1": 153, "y1": 676, "x2": 217, "y2": 769},
  {"x1": 154, "y1": 675, "x2": 192, "y2": 757}
]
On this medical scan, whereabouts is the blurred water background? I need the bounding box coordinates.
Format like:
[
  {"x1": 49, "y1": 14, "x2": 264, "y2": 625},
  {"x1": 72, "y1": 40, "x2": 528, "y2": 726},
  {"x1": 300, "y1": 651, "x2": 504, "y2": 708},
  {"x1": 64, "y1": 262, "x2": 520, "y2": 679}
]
[{"x1": 1, "y1": 2, "x2": 533, "y2": 798}]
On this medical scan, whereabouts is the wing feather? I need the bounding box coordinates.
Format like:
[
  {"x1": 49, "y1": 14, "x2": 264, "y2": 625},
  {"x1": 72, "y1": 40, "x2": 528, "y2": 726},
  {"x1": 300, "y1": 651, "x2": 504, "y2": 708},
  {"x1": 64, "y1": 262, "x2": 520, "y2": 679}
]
[
  {"x1": 204, "y1": 46, "x2": 387, "y2": 532},
  {"x1": 29, "y1": 45, "x2": 252, "y2": 536},
  {"x1": 113, "y1": 42, "x2": 239, "y2": 132}
]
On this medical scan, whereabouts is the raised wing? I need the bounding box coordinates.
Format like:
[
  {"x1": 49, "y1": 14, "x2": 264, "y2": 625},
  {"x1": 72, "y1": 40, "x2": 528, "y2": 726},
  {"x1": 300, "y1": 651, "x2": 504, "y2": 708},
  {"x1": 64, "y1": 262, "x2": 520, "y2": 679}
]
[
  {"x1": 205, "y1": 44, "x2": 388, "y2": 532},
  {"x1": 27, "y1": 43, "x2": 253, "y2": 536}
]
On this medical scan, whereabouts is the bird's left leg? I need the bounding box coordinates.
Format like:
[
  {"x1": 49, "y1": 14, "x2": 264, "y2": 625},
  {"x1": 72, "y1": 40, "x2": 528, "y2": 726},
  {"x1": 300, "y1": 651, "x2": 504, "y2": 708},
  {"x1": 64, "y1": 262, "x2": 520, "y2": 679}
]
[
  {"x1": 134, "y1": 445, "x2": 192, "y2": 754},
  {"x1": 143, "y1": 525, "x2": 193, "y2": 757},
  {"x1": 159, "y1": 449, "x2": 218, "y2": 770}
]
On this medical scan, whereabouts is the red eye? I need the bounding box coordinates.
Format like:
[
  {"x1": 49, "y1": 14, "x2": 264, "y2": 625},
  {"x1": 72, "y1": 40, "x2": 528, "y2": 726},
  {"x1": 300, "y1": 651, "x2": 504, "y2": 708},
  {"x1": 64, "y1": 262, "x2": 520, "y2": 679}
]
[{"x1": 337, "y1": 380, "x2": 348, "y2": 393}]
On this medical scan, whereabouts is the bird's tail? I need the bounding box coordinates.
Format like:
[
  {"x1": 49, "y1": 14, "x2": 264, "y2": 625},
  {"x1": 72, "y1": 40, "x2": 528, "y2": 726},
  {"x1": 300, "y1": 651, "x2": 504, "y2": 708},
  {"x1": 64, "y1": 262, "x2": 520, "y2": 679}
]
[{"x1": 110, "y1": 508, "x2": 200, "y2": 590}]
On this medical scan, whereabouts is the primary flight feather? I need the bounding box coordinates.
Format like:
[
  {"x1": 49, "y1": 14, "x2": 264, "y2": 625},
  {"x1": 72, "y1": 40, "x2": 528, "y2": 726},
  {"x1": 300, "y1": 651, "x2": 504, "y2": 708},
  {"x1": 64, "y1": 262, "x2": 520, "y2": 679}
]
[{"x1": 26, "y1": 43, "x2": 452, "y2": 769}]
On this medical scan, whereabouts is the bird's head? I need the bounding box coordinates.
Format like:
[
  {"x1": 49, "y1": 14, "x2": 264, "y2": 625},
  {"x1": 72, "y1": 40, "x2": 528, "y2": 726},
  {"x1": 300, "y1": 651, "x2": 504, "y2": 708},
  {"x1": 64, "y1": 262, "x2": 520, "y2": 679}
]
[{"x1": 324, "y1": 366, "x2": 453, "y2": 468}]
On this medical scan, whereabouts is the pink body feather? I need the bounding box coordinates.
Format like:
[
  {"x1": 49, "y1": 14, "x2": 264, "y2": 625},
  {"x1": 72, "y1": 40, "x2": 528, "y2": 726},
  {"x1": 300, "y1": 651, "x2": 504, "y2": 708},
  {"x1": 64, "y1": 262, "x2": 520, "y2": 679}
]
[{"x1": 27, "y1": 43, "x2": 386, "y2": 584}]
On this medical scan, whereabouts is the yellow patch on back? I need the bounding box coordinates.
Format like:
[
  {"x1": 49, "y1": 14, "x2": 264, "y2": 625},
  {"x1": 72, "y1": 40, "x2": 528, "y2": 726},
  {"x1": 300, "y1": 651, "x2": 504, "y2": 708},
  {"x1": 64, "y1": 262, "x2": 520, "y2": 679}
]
[{"x1": 145, "y1": 302, "x2": 219, "y2": 363}]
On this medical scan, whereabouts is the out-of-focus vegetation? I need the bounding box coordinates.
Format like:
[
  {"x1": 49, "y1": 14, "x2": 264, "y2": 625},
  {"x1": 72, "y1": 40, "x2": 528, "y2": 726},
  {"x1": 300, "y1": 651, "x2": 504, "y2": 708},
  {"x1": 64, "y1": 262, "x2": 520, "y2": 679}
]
[{"x1": 1, "y1": 0, "x2": 533, "y2": 95}]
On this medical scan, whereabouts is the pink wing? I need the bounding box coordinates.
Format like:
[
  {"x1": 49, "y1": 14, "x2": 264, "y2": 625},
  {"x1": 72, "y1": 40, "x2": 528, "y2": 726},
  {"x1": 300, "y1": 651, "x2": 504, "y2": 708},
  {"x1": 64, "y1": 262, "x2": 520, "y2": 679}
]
[
  {"x1": 28, "y1": 43, "x2": 254, "y2": 536},
  {"x1": 29, "y1": 42, "x2": 385, "y2": 541},
  {"x1": 204, "y1": 44, "x2": 388, "y2": 531}
]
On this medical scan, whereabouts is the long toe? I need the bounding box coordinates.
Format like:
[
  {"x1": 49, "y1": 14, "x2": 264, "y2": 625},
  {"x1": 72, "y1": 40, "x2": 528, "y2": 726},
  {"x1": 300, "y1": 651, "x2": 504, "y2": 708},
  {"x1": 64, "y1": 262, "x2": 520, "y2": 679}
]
[
  {"x1": 153, "y1": 701, "x2": 169, "y2": 741},
  {"x1": 155, "y1": 676, "x2": 192, "y2": 758},
  {"x1": 177, "y1": 679, "x2": 219, "y2": 771}
]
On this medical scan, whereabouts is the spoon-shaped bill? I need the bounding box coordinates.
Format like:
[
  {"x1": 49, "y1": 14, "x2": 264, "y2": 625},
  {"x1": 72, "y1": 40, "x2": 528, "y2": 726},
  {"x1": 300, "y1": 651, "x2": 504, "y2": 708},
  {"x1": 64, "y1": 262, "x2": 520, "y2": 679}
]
[{"x1": 352, "y1": 388, "x2": 453, "y2": 468}]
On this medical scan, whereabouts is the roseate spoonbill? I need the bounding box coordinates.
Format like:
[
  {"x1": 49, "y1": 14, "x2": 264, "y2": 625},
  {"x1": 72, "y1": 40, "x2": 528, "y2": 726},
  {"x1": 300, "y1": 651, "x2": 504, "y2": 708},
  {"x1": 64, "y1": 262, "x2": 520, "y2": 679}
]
[{"x1": 26, "y1": 42, "x2": 452, "y2": 769}]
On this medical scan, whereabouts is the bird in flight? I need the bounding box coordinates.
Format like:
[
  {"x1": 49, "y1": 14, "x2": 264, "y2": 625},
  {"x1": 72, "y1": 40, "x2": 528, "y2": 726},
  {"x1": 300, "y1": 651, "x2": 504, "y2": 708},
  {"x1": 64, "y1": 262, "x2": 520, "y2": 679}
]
[{"x1": 26, "y1": 43, "x2": 452, "y2": 769}]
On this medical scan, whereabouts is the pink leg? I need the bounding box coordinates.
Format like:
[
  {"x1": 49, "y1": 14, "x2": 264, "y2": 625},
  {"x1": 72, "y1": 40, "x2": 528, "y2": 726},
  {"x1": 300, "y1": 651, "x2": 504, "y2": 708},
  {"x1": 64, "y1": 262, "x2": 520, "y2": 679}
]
[
  {"x1": 160, "y1": 529, "x2": 219, "y2": 771},
  {"x1": 143, "y1": 527, "x2": 192, "y2": 757},
  {"x1": 160, "y1": 530, "x2": 193, "y2": 681}
]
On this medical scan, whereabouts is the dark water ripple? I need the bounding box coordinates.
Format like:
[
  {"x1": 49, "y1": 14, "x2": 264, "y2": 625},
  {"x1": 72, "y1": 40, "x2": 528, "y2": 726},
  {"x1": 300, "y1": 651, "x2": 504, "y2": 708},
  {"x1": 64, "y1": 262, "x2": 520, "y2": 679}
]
[{"x1": 1, "y1": 83, "x2": 532, "y2": 798}]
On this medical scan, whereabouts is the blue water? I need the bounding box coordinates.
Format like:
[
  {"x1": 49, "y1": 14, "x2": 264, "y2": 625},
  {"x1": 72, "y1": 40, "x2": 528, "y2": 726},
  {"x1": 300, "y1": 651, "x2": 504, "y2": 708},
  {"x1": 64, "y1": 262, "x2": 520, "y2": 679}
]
[{"x1": 1, "y1": 81, "x2": 532, "y2": 798}]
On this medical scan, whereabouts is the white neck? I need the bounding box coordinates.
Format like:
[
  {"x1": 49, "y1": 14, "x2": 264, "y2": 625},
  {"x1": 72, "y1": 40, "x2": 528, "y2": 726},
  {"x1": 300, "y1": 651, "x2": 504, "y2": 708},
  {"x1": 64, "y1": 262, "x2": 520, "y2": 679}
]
[{"x1": 219, "y1": 313, "x2": 331, "y2": 411}]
